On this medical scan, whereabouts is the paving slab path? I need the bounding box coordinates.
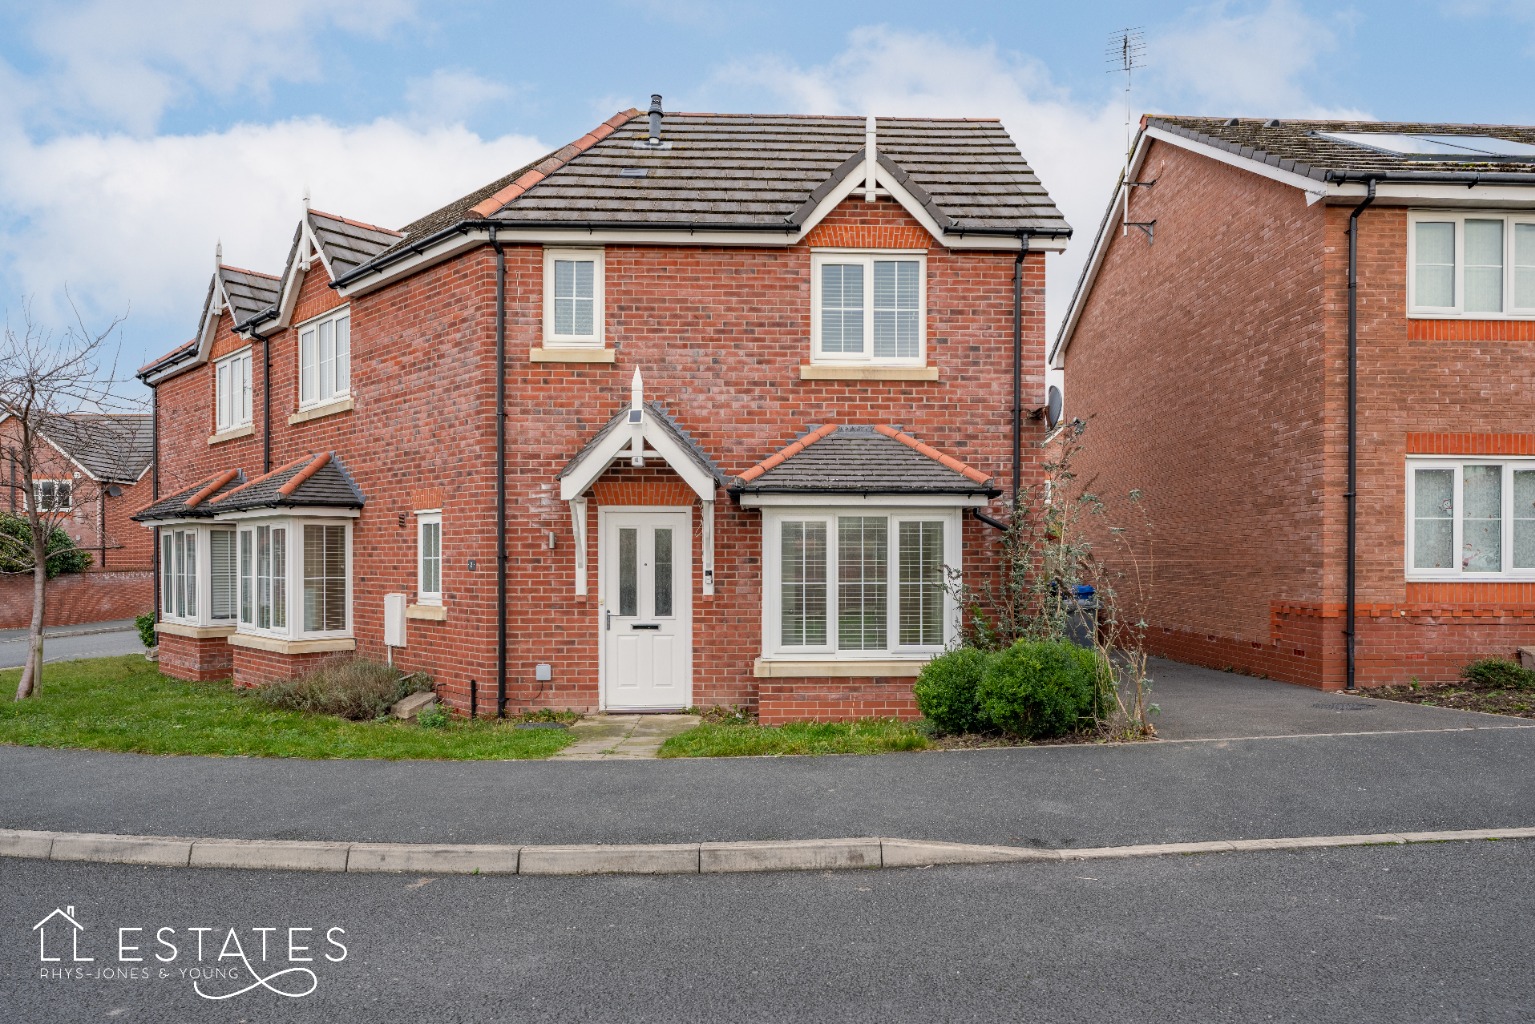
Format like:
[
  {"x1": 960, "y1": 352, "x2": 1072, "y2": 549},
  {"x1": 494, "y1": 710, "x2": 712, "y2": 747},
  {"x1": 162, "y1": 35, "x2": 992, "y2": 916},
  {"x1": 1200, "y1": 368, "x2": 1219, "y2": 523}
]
[{"x1": 552, "y1": 714, "x2": 700, "y2": 760}]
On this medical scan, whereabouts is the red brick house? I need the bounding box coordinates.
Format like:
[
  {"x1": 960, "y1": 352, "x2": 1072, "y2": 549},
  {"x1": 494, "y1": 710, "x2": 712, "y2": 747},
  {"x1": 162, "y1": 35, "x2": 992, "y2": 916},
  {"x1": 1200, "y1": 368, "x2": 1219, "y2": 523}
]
[
  {"x1": 137, "y1": 100, "x2": 1069, "y2": 718},
  {"x1": 1053, "y1": 116, "x2": 1535, "y2": 690},
  {"x1": 0, "y1": 412, "x2": 153, "y2": 628}
]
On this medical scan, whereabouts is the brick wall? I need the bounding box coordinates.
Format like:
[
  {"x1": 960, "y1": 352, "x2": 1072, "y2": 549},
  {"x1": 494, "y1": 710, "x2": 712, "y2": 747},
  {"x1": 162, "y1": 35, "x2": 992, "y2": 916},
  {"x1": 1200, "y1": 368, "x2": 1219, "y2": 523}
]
[
  {"x1": 757, "y1": 678, "x2": 922, "y2": 724},
  {"x1": 157, "y1": 633, "x2": 233, "y2": 681},
  {"x1": 0, "y1": 570, "x2": 152, "y2": 630}
]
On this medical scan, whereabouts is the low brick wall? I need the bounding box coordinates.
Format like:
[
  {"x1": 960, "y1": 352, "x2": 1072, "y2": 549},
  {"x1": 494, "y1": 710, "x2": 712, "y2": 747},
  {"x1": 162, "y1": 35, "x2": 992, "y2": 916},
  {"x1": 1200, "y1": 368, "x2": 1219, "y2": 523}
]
[
  {"x1": 157, "y1": 633, "x2": 234, "y2": 682},
  {"x1": 0, "y1": 571, "x2": 152, "y2": 630},
  {"x1": 757, "y1": 677, "x2": 922, "y2": 724},
  {"x1": 232, "y1": 645, "x2": 345, "y2": 687}
]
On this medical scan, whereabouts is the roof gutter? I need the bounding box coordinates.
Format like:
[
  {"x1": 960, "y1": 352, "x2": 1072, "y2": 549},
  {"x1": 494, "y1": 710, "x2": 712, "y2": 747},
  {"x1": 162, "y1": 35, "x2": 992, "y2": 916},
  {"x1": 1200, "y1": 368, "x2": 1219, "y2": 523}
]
[
  {"x1": 1324, "y1": 169, "x2": 1535, "y2": 185},
  {"x1": 1344, "y1": 178, "x2": 1378, "y2": 693}
]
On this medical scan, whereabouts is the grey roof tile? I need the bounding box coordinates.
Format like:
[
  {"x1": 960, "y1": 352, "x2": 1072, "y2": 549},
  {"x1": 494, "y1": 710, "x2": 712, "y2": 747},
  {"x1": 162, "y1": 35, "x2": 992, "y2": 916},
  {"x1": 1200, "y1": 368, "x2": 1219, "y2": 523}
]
[
  {"x1": 132, "y1": 470, "x2": 245, "y2": 521},
  {"x1": 41, "y1": 413, "x2": 153, "y2": 482},
  {"x1": 207, "y1": 453, "x2": 365, "y2": 513},
  {"x1": 734, "y1": 425, "x2": 996, "y2": 495},
  {"x1": 219, "y1": 267, "x2": 280, "y2": 325}
]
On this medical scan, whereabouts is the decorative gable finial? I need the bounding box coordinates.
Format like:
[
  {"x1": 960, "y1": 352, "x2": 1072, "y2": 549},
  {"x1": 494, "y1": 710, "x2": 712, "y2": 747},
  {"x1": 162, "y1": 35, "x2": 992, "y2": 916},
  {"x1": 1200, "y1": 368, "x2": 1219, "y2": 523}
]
[
  {"x1": 627, "y1": 368, "x2": 645, "y2": 465},
  {"x1": 215, "y1": 240, "x2": 222, "y2": 267},
  {"x1": 865, "y1": 115, "x2": 877, "y2": 203},
  {"x1": 630, "y1": 367, "x2": 643, "y2": 413},
  {"x1": 302, "y1": 186, "x2": 310, "y2": 212}
]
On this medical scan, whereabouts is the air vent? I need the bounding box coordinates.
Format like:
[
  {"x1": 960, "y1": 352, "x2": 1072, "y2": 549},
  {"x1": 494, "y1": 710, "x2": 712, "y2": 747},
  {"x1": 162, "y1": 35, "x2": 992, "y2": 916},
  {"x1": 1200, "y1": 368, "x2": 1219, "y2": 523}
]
[{"x1": 619, "y1": 167, "x2": 647, "y2": 177}]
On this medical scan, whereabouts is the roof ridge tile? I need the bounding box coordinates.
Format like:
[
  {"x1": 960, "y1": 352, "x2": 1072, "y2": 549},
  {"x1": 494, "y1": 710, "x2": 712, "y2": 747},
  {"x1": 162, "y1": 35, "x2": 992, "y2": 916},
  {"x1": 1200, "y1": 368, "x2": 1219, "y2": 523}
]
[{"x1": 470, "y1": 108, "x2": 642, "y2": 218}]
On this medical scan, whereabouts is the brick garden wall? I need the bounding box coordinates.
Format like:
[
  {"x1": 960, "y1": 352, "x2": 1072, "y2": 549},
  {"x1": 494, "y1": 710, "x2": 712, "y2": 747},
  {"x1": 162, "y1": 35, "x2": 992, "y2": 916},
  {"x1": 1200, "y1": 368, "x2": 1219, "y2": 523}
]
[
  {"x1": 0, "y1": 570, "x2": 152, "y2": 630},
  {"x1": 757, "y1": 678, "x2": 922, "y2": 724}
]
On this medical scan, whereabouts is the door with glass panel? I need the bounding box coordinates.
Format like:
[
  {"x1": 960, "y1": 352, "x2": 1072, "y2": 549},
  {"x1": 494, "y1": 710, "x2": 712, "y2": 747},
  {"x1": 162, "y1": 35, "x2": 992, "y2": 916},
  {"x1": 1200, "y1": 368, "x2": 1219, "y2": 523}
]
[{"x1": 601, "y1": 511, "x2": 691, "y2": 710}]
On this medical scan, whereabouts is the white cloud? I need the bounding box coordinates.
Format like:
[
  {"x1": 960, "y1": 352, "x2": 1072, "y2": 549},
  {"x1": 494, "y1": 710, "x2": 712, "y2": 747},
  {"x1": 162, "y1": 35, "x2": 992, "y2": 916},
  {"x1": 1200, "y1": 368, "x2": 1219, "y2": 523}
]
[
  {"x1": 0, "y1": 117, "x2": 546, "y2": 357},
  {"x1": 1148, "y1": 1, "x2": 1370, "y2": 119},
  {"x1": 403, "y1": 69, "x2": 517, "y2": 127},
  {"x1": 16, "y1": 0, "x2": 418, "y2": 133}
]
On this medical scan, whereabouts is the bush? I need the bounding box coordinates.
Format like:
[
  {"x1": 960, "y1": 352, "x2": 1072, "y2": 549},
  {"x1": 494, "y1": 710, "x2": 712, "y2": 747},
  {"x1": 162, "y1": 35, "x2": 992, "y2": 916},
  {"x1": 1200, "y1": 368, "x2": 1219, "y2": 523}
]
[
  {"x1": 0, "y1": 511, "x2": 92, "y2": 578},
  {"x1": 135, "y1": 612, "x2": 157, "y2": 649},
  {"x1": 1461, "y1": 657, "x2": 1535, "y2": 691},
  {"x1": 976, "y1": 639, "x2": 1108, "y2": 740},
  {"x1": 253, "y1": 660, "x2": 433, "y2": 721},
  {"x1": 913, "y1": 648, "x2": 991, "y2": 734}
]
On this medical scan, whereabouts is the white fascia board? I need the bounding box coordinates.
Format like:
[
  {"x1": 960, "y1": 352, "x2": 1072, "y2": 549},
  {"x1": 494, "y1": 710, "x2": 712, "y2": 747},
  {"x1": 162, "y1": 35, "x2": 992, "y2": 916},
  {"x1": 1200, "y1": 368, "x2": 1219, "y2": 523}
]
[
  {"x1": 210, "y1": 507, "x2": 361, "y2": 522},
  {"x1": 335, "y1": 231, "x2": 490, "y2": 298},
  {"x1": 36, "y1": 432, "x2": 101, "y2": 483},
  {"x1": 738, "y1": 492, "x2": 989, "y2": 508},
  {"x1": 302, "y1": 217, "x2": 337, "y2": 282},
  {"x1": 1141, "y1": 126, "x2": 1339, "y2": 198},
  {"x1": 1368, "y1": 182, "x2": 1535, "y2": 207},
  {"x1": 559, "y1": 419, "x2": 717, "y2": 501}
]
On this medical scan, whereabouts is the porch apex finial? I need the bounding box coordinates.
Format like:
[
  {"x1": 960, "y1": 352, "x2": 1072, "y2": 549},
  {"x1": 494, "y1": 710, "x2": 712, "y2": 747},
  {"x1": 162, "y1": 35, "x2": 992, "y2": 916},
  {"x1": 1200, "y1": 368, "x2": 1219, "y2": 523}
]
[
  {"x1": 630, "y1": 368, "x2": 643, "y2": 412},
  {"x1": 215, "y1": 240, "x2": 222, "y2": 266}
]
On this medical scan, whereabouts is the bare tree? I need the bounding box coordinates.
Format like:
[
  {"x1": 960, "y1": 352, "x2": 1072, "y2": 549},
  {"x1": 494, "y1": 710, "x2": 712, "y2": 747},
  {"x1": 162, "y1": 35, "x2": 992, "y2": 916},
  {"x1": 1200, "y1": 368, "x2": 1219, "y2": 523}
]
[{"x1": 0, "y1": 298, "x2": 130, "y2": 700}]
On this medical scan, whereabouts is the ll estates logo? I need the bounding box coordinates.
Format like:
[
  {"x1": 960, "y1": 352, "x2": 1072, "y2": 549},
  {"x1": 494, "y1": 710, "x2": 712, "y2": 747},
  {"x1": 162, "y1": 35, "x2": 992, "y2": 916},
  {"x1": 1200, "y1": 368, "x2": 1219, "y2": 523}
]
[{"x1": 32, "y1": 904, "x2": 348, "y2": 1000}]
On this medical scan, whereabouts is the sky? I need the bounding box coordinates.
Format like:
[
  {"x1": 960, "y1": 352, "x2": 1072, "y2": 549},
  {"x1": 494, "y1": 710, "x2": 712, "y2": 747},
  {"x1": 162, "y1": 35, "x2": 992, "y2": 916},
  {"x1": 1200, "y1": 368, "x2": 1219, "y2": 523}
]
[{"x1": 2, "y1": 0, "x2": 1533, "y2": 404}]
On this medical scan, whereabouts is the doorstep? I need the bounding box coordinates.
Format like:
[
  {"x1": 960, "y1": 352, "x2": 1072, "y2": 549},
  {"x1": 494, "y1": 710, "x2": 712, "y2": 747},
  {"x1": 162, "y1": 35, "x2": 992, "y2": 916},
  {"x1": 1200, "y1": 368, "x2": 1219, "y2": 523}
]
[{"x1": 552, "y1": 714, "x2": 700, "y2": 760}]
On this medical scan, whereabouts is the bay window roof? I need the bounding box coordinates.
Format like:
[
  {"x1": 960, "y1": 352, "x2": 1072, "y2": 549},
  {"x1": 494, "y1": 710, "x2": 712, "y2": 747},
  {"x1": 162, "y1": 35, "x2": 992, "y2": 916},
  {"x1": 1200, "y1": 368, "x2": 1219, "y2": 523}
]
[
  {"x1": 207, "y1": 452, "x2": 365, "y2": 513},
  {"x1": 732, "y1": 424, "x2": 997, "y2": 497}
]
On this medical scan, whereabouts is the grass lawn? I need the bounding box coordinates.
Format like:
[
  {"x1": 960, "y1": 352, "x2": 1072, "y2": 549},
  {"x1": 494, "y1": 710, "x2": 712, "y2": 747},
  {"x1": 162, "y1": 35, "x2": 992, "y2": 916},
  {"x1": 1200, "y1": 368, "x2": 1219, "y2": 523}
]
[
  {"x1": 0, "y1": 656, "x2": 575, "y2": 760},
  {"x1": 658, "y1": 718, "x2": 932, "y2": 757}
]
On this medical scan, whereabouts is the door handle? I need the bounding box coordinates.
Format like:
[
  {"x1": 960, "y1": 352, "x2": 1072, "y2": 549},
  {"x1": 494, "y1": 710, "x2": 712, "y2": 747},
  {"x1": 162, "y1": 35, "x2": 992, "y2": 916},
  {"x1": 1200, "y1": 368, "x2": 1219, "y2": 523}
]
[
  {"x1": 606, "y1": 610, "x2": 612, "y2": 631},
  {"x1": 631, "y1": 622, "x2": 661, "y2": 630}
]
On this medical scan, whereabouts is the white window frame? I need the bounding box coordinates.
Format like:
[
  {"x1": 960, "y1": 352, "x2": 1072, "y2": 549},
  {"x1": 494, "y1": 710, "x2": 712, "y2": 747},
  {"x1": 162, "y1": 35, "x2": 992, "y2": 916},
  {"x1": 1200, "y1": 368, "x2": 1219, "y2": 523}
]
[
  {"x1": 158, "y1": 525, "x2": 238, "y2": 626},
  {"x1": 232, "y1": 515, "x2": 353, "y2": 641},
  {"x1": 542, "y1": 248, "x2": 605, "y2": 348},
  {"x1": 416, "y1": 510, "x2": 442, "y2": 606},
  {"x1": 214, "y1": 347, "x2": 253, "y2": 432},
  {"x1": 1405, "y1": 457, "x2": 1535, "y2": 581},
  {"x1": 760, "y1": 506, "x2": 960, "y2": 660},
  {"x1": 1407, "y1": 211, "x2": 1535, "y2": 319},
  {"x1": 810, "y1": 250, "x2": 928, "y2": 366},
  {"x1": 296, "y1": 306, "x2": 352, "y2": 410},
  {"x1": 31, "y1": 479, "x2": 72, "y2": 513}
]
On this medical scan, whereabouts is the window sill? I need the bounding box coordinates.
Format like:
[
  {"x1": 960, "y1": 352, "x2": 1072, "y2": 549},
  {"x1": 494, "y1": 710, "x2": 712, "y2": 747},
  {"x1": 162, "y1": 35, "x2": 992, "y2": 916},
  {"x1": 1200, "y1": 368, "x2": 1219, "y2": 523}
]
[
  {"x1": 799, "y1": 365, "x2": 939, "y2": 381},
  {"x1": 288, "y1": 397, "x2": 354, "y2": 425},
  {"x1": 530, "y1": 347, "x2": 616, "y2": 364},
  {"x1": 228, "y1": 633, "x2": 356, "y2": 655},
  {"x1": 753, "y1": 657, "x2": 931, "y2": 678},
  {"x1": 406, "y1": 604, "x2": 447, "y2": 621},
  {"x1": 155, "y1": 622, "x2": 237, "y2": 639},
  {"x1": 207, "y1": 424, "x2": 254, "y2": 446}
]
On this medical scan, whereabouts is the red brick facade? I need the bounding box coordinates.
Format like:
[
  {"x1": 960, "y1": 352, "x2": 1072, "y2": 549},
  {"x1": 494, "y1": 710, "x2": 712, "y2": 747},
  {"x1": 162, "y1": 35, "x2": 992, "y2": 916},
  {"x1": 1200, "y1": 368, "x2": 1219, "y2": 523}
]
[
  {"x1": 148, "y1": 194, "x2": 1047, "y2": 713},
  {"x1": 1062, "y1": 136, "x2": 1535, "y2": 688}
]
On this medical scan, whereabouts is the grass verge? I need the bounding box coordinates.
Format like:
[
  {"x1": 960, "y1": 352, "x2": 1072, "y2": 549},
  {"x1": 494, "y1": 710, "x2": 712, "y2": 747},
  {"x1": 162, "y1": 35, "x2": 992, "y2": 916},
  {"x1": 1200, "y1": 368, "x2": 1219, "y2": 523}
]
[
  {"x1": 0, "y1": 656, "x2": 574, "y2": 760},
  {"x1": 1363, "y1": 681, "x2": 1535, "y2": 719},
  {"x1": 658, "y1": 718, "x2": 931, "y2": 757}
]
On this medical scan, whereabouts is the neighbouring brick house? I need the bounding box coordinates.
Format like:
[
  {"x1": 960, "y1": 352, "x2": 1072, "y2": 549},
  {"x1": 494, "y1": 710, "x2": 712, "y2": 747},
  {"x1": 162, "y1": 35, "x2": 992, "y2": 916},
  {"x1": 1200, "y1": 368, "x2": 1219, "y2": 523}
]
[
  {"x1": 138, "y1": 99, "x2": 1069, "y2": 718},
  {"x1": 1053, "y1": 116, "x2": 1535, "y2": 689},
  {"x1": 0, "y1": 412, "x2": 153, "y2": 628}
]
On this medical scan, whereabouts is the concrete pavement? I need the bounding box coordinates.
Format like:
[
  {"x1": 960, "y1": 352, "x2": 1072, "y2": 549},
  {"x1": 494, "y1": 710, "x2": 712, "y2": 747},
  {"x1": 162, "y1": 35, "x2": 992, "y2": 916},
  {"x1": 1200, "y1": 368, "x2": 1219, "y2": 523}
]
[{"x1": 552, "y1": 713, "x2": 700, "y2": 759}]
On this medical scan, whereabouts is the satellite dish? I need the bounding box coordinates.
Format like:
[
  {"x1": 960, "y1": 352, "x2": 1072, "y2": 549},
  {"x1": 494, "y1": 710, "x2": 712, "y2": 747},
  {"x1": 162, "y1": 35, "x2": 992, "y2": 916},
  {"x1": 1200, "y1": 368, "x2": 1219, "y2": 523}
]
[{"x1": 1045, "y1": 385, "x2": 1063, "y2": 430}]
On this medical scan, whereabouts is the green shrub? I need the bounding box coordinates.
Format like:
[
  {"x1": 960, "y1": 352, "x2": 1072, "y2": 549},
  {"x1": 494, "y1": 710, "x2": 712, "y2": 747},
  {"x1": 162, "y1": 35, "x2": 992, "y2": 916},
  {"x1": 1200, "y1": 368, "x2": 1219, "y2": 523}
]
[
  {"x1": 415, "y1": 704, "x2": 451, "y2": 729},
  {"x1": 253, "y1": 660, "x2": 433, "y2": 721},
  {"x1": 976, "y1": 639, "x2": 1107, "y2": 740},
  {"x1": 913, "y1": 648, "x2": 991, "y2": 734},
  {"x1": 135, "y1": 613, "x2": 157, "y2": 649},
  {"x1": 0, "y1": 512, "x2": 92, "y2": 578},
  {"x1": 1461, "y1": 657, "x2": 1535, "y2": 691}
]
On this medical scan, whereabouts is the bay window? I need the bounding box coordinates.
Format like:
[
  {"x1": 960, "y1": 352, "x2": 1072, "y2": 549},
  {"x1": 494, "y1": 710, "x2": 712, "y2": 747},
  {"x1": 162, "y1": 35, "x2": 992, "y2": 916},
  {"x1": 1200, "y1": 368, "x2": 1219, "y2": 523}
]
[
  {"x1": 1408, "y1": 459, "x2": 1535, "y2": 579},
  {"x1": 298, "y1": 308, "x2": 351, "y2": 409},
  {"x1": 234, "y1": 517, "x2": 351, "y2": 639},
  {"x1": 1408, "y1": 212, "x2": 1535, "y2": 317},
  {"x1": 214, "y1": 348, "x2": 253, "y2": 432},
  {"x1": 159, "y1": 526, "x2": 237, "y2": 625},
  {"x1": 811, "y1": 252, "x2": 926, "y2": 364},
  {"x1": 764, "y1": 508, "x2": 957, "y2": 658}
]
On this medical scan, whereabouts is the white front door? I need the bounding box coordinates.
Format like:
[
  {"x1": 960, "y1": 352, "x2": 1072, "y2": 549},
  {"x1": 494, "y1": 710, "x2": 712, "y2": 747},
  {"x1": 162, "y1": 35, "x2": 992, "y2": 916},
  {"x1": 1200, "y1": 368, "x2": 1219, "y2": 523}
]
[{"x1": 601, "y1": 509, "x2": 691, "y2": 710}]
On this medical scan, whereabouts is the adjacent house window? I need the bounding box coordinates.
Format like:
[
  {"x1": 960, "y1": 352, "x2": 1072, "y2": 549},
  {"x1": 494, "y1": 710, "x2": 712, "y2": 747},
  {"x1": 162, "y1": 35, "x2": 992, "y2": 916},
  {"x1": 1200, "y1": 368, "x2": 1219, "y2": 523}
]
[
  {"x1": 235, "y1": 518, "x2": 350, "y2": 638},
  {"x1": 298, "y1": 308, "x2": 351, "y2": 409},
  {"x1": 1407, "y1": 459, "x2": 1535, "y2": 578},
  {"x1": 543, "y1": 248, "x2": 604, "y2": 347},
  {"x1": 764, "y1": 509, "x2": 955, "y2": 657},
  {"x1": 32, "y1": 479, "x2": 72, "y2": 513},
  {"x1": 1408, "y1": 212, "x2": 1535, "y2": 316},
  {"x1": 416, "y1": 511, "x2": 442, "y2": 605},
  {"x1": 810, "y1": 252, "x2": 926, "y2": 364},
  {"x1": 214, "y1": 348, "x2": 253, "y2": 432}
]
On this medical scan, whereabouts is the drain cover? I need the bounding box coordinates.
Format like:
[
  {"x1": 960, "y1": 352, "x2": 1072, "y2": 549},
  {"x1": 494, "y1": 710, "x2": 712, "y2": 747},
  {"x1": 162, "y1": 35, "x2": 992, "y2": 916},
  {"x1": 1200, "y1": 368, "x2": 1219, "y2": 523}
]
[{"x1": 1312, "y1": 701, "x2": 1373, "y2": 711}]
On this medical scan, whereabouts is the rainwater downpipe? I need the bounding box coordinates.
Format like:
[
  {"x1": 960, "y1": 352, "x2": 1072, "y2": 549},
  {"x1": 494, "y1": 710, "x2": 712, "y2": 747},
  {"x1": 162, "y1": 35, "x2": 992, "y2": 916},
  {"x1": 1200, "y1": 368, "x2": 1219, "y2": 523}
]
[
  {"x1": 262, "y1": 334, "x2": 272, "y2": 474},
  {"x1": 1345, "y1": 179, "x2": 1377, "y2": 692},
  {"x1": 1012, "y1": 236, "x2": 1027, "y2": 506},
  {"x1": 492, "y1": 227, "x2": 508, "y2": 718},
  {"x1": 150, "y1": 386, "x2": 160, "y2": 618}
]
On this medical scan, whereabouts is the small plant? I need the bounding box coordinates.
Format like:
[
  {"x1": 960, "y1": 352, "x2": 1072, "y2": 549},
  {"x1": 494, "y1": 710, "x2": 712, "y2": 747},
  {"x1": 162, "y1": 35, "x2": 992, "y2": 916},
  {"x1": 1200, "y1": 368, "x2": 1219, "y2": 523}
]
[
  {"x1": 976, "y1": 639, "x2": 1108, "y2": 740},
  {"x1": 134, "y1": 612, "x2": 157, "y2": 650},
  {"x1": 517, "y1": 707, "x2": 582, "y2": 724},
  {"x1": 253, "y1": 659, "x2": 433, "y2": 721},
  {"x1": 688, "y1": 704, "x2": 756, "y2": 725},
  {"x1": 913, "y1": 648, "x2": 990, "y2": 735},
  {"x1": 415, "y1": 704, "x2": 451, "y2": 729},
  {"x1": 1461, "y1": 657, "x2": 1535, "y2": 691}
]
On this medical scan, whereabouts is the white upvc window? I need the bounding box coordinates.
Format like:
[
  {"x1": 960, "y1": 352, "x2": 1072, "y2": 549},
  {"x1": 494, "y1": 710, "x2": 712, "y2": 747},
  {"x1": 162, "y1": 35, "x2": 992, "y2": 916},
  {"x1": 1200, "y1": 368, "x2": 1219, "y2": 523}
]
[
  {"x1": 762, "y1": 508, "x2": 958, "y2": 659},
  {"x1": 1407, "y1": 458, "x2": 1535, "y2": 580},
  {"x1": 810, "y1": 251, "x2": 927, "y2": 365},
  {"x1": 416, "y1": 510, "x2": 442, "y2": 606},
  {"x1": 159, "y1": 526, "x2": 237, "y2": 625},
  {"x1": 234, "y1": 516, "x2": 352, "y2": 639},
  {"x1": 214, "y1": 347, "x2": 253, "y2": 431},
  {"x1": 543, "y1": 248, "x2": 605, "y2": 347},
  {"x1": 32, "y1": 479, "x2": 72, "y2": 513},
  {"x1": 1407, "y1": 211, "x2": 1535, "y2": 317},
  {"x1": 297, "y1": 307, "x2": 351, "y2": 409}
]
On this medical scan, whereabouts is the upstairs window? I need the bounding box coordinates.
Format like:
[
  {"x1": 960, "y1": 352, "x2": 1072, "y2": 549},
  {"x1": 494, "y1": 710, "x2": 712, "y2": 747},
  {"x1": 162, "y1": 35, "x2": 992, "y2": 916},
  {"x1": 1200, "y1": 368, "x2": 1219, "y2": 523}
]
[
  {"x1": 215, "y1": 348, "x2": 253, "y2": 432},
  {"x1": 1409, "y1": 212, "x2": 1535, "y2": 317},
  {"x1": 811, "y1": 252, "x2": 926, "y2": 364},
  {"x1": 298, "y1": 308, "x2": 351, "y2": 409},
  {"x1": 32, "y1": 479, "x2": 72, "y2": 513},
  {"x1": 543, "y1": 248, "x2": 604, "y2": 347}
]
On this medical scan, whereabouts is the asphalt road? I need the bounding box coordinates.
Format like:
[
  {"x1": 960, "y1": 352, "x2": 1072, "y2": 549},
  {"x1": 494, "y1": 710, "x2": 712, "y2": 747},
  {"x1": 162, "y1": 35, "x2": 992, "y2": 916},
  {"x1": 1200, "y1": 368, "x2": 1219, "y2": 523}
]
[
  {"x1": 4, "y1": 840, "x2": 1531, "y2": 1023},
  {"x1": 0, "y1": 624, "x2": 144, "y2": 670},
  {"x1": 3, "y1": 724, "x2": 1533, "y2": 849}
]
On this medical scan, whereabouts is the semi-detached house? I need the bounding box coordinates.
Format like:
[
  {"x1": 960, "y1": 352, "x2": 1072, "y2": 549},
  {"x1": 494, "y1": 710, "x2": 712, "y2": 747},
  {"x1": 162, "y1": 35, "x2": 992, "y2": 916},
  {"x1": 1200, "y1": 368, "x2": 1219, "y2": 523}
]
[
  {"x1": 1054, "y1": 116, "x2": 1535, "y2": 690},
  {"x1": 137, "y1": 99, "x2": 1069, "y2": 721}
]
